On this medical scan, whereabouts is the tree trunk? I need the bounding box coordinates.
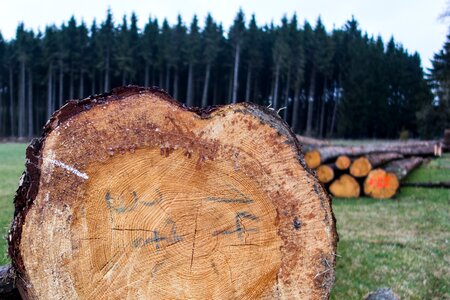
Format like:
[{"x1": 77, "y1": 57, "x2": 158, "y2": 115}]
[
  {"x1": 18, "y1": 60, "x2": 26, "y2": 138},
  {"x1": 104, "y1": 48, "x2": 110, "y2": 92},
  {"x1": 165, "y1": 64, "x2": 170, "y2": 94},
  {"x1": 201, "y1": 63, "x2": 211, "y2": 107},
  {"x1": 27, "y1": 69, "x2": 33, "y2": 138},
  {"x1": 232, "y1": 42, "x2": 241, "y2": 103},
  {"x1": 159, "y1": 68, "x2": 164, "y2": 90},
  {"x1": 273, "y1": 61, "x2": 280, "y2": 109},
  {"x1": 283, "y1": 68, "x2": 291, "y2": 121},
  {"x1": 173, "y1": 67, "x2": 179, "y2": 100},
  {"x1": 245, "y1": 66, "x2": 252, "y2": 102},
  {"x1": 319, "y1": 83, "x2": 327, "y2": 138},
  {"x1": 291, "y1": 87, "x2": 300, "y2": 132},
  {"x1": 144, "y1": 63, "x2": 150, "y2": 87},
  {"x1": 79, "y1": 69, "x2": 84, "y2": 99},
  {"x1": 364, "y1": 157, "x2": 424, "y2": 199},
  {"x1": 328, "y1": 83, "x2": 339, "y2": 138},
  {"x1": 8, "y1": 67, "x2": 15, "y2": 137},
  {"x1": 7, "y1": 86, "x2": 337, "y2": 300},
  {"x1": 91, "y1": 72, "x2": 96, "y2": 95},
  {"x1": 47, "y1": 65, "x2": 53, "y2": 119},
  {"x1": 69, "y1": 70, "x2": 74, "y2": 100},
  {"x1": 59, "y1": 62, "x2": 64, "y2": 108},
  {"x1": 305, "y1": 68, "x2": 316, "y2": 137},
  {"x1": 186, "y1": 63, "x2": 194, "y2": 106}
]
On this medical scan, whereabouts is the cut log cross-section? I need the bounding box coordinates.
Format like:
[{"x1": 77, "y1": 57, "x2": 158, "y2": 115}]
[
  {"x1": 8, "y1": 87, "x2": 337, "y2": 299},
  {"x1": 329, "y1": 174, "x2": 361, "y2": 198},
  {"x1": 364, "y1": 157, "x2": 424, "y2": 199},
  {"x1": 349, "y1": 153, "x2": 404, "y2": 178},
  {"x1": 335, "y1": 155, "x2": 351, "y2": 171}
]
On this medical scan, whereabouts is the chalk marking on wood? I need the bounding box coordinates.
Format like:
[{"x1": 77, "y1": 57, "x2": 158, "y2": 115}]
[{"x1": 48, "y1": 158, "x2": 89, "y2": 180}]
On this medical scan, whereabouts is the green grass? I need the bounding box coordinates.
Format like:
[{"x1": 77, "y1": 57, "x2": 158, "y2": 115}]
[
  {"x1": 0, "y1": 144, "x2": 448, "y2": 298},
  {"x1": 0, "y1": 143, "x2": 27, "y2": 264},
  {"x1": 332, "y1": 154, "x2": 450, "y2": 299}
]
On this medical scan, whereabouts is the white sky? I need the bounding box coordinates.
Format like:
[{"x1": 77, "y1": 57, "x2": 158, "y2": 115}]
[{"x1": 0, "y1": 0, "x2": 448, "y2": 70}]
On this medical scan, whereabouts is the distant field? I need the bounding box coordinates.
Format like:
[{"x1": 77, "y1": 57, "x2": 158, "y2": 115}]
[{"x1": 0, "y1": 143, "x2": 448, "y2": 299}]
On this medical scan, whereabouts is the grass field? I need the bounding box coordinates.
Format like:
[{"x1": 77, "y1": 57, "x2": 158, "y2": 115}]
[{"x1": 0, "y1": 143, "x2": 448, "y2": 298}]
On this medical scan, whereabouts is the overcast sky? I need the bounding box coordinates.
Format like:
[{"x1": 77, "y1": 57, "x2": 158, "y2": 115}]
[{"x1": 1, "y1": 0, "x2": 448, "y2": 70}]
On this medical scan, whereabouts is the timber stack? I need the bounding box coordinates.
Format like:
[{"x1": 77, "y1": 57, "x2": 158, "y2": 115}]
[
  {"x1": 301, "y1": 138, "x2": 443, "y2": 199},
  {"x1": 4, "y1": 86, "x2": 337, "y2": 299}
]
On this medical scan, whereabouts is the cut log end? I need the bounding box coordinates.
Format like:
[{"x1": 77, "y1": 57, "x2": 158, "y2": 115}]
[
  {"x1": 364, "y1": 169, "x2": 399, "y2": 199},
  {"x1": 329, "y1": 174, "x2": 361, "y2": 198},
  {"x1": 305, "y1": 150, "x2": 321, "y2": 169},
  {"x1": 316, "y1": 165, "x2": 335, "y2": 183},
  {"x1": 335, "y1": 155, "x2": 351, "y2": 170},
  {"x1": 349, "y1": 157, "x2": 372, "y2": 177},
  {"x1": 8, "y1": 86, "x2": 337, "y2": 299}
]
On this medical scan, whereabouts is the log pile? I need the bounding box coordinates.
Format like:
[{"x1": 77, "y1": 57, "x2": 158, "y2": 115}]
[
  {"x1": 302, "y1": 140, "x2": 443, "y2": 199},
  {"x1": 5, "y1": 87, "x2": 337, "y2": 299}
]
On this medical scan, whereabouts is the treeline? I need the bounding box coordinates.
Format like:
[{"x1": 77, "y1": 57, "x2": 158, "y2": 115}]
[{"x1": 0, "y1": 10, "x2": 433, "y2": 138}]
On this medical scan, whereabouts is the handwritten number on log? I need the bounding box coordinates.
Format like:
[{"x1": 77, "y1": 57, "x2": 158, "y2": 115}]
[{"x1": 213, "y1": 211, "x2": 258, "y2": 240}]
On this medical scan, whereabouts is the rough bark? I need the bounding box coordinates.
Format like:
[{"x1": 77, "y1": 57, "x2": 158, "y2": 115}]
[
  {"x1": 8, "y1": 86, "x2": 337, "y2": 299},
  {"x1": 0, "y1": 265, "x2": 20, "y2": 299}
]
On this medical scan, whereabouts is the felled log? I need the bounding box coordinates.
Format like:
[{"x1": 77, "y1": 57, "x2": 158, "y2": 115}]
[
  {"x1": 8, "y1": 86, "x2": 337, "y2": 299},
  {"x1": 401, "y1": 181, "x2": 450, "y2": 188},
  {"x1": 304, "y1": 149, "x2": 321, "y2": 169},
  {"x1": 349, "y1": 153, "x2": 403, "y2": 178},
  {"x1": 316, "y1": 164, "x2": 335, "y2": 184},
  {"x1": 364, "y1": 157, "x2": 424, "y2": 199},
  {"x1": 335, "y1": 155, "x2": 351, "y2": 170},
  {"x1": 295, "y1": 135, "x2": 330, "y2": 147},
  {"x1": 443, "y1": 129, "x2": 450, "y2": 152},
  {"x1": 305, "y1": 143, "x2": 437, "y2": 166},
  {"x1": 329, "y1": 174, "x2": 360, "y2": 198}
]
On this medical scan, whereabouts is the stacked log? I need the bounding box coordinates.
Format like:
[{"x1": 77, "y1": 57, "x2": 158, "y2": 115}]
[{"x1": 303, "y1": 140, "x2": 442, "y2": 199}]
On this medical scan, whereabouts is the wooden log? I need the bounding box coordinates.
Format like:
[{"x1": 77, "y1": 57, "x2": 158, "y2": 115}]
[
  {"x1": 329, "y1": 174, "x2": 361, "y2": 198},
  {"x1": 335, "y1": 155, "x2": 351, "y2": 170},
  {"x1": 306, "y1": 143, "x2": 437, "y2": 165},
  {"x1": 316, "y1": 164, "x2": 335, "y2": 184},
  {"x1": 0, "y1": 265, "x2": 20, "y2": 300},
  {"x1": 349, "y1": 153, "x2": 404, "y2": 178},
  {"x1": 443, "y1": 129, "x2": 450, "y2": 152},
  {"x1": 364, "y1": 157, "x2": 424, "y2": 199},
  {"x1": 295, "y1": 135, "x2": 330, "y2": 147},
  {"x1": 304, "y1": 149, "x2": 321, "y2": 169},
  {"x1": 401, "y1": 181, "x2": 450, "y2": 188},
  {"x1": 8, "y1": 86, "x2": 337, "y2": 299}
]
